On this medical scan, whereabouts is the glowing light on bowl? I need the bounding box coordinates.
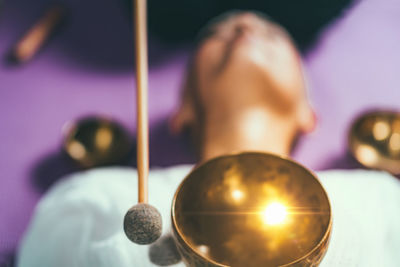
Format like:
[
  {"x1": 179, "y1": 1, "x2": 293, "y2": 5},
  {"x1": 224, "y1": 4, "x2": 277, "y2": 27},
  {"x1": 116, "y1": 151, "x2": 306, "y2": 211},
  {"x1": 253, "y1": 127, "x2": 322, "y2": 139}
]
[
  {"x1": 373, "y1": 120, "x2": 390, "y2": 141},
  {"x1": 389, "y1": 132, "x2": 400, "y2": 152},
  {"x1": 67, "y1": 141, "x2": 86, "y2": 160},
  {"x1": 263, "y1": 202, "x2": 288, "y2": 225},
  {"x1": 231, "y1": 189, "x2": 244, "y2": 201},
  {"x1": 96, "y1": 127, "x2": 113, "y2": 150},
  {"x1": 356, "y1": 144, "x2": 378, "y2": 165}
]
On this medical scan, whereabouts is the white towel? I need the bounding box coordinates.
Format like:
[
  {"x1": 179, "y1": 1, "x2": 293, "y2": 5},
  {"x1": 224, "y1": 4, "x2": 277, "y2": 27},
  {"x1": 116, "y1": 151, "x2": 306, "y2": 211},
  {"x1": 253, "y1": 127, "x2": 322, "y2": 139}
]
[{"x1": 17, "y1": 166, "x2": 400, "y2": 267}]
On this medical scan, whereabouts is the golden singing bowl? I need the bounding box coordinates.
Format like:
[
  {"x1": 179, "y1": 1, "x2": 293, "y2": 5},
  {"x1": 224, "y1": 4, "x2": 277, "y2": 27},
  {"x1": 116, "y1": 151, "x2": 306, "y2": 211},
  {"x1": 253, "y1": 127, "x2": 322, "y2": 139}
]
[
  {"x1": 349, "y1": 111, "x2": 400, "y2": 175},
  {"x1": 172, "y1": 152, "x2": 332, "y2": 267},
  {"x1": 63, "y1": 117, "x2": 132, "y2": 168}
]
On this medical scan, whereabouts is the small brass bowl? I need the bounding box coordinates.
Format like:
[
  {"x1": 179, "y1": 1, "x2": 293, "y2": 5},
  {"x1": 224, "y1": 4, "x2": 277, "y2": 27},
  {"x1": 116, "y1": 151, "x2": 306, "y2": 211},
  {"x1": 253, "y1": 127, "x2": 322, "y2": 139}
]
[
  {"x1": 349, "y1": 111, "x2": 400, "y2": 175},
  {"x1": 63, "y1": 117, "x2": 132, "y2": 168},
  {"x1": 172, "y1": 152, "x2": 332, "y2": 267}
]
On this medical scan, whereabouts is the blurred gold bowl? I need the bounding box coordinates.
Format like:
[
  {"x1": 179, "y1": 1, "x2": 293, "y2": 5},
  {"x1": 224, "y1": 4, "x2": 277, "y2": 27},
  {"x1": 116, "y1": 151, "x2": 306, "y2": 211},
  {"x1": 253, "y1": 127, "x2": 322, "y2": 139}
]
[
  {"x1": 63, "y1": 117, "x2": 132, "y2": 168},
  {"x1": 172, "y1": 152, "x2": 331, "y2": 267},
  {"x1": 349, "y1": 111, "x2": 400, "y2": 175}
]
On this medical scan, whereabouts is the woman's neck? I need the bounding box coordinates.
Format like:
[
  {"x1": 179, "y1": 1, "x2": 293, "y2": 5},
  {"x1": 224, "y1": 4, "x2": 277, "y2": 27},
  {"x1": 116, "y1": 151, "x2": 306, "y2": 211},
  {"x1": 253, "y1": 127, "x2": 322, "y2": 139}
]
[{"x1": 200, "y1": 107, "x2": 296, "y2": 162}]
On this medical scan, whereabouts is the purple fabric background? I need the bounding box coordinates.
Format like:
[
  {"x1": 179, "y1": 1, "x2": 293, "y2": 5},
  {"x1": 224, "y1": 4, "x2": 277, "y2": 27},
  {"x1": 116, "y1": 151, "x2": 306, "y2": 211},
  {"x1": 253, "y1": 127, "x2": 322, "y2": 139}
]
[{"x1": 1, "y1": 0, "x2": 400, "y2": 262}]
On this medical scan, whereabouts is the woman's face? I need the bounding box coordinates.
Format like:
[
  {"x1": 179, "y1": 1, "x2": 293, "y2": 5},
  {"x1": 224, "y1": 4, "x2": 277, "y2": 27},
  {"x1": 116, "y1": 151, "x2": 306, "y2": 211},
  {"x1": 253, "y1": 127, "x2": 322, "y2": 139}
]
[{"x1": 193, "y1": 12, "x2": 306, "y2": 112}]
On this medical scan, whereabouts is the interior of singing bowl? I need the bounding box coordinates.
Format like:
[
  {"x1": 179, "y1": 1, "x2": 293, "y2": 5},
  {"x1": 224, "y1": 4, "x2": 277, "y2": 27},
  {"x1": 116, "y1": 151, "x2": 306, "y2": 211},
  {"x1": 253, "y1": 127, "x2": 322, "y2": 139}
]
[
  {"x1": 349, "y1": 111, "x2": 400, "y2": 174},
  {"x1": 172, "y1": 152, "x2": 331, "y2": 266}
]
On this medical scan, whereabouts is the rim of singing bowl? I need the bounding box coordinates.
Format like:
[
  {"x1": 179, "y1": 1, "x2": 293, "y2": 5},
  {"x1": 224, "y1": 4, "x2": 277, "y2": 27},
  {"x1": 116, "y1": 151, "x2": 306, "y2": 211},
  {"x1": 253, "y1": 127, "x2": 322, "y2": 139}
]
[{"x1": 171, "y1": 151, "x2": 332, "y2": 267}]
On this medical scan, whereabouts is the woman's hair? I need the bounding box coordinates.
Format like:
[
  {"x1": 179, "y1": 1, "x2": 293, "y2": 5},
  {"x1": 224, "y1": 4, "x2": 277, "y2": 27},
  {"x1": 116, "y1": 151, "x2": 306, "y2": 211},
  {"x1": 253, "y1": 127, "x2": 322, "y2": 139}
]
[{"x1": 138, "y1": 0, "x2": 353, "y2": 51}]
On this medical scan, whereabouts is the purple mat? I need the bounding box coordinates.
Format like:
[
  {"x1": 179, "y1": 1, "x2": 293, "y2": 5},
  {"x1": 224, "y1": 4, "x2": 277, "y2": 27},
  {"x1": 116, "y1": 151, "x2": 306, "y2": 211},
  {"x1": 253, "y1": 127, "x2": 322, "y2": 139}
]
[{"x1": 1, "y1": 0, "x2": 400, "y2": 262}]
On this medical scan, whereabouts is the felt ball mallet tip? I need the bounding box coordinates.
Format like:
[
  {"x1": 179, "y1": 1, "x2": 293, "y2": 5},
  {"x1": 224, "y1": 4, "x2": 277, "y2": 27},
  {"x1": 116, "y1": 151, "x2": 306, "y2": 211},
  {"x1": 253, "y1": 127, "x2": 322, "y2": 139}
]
[{"x1": 124, "y1": 203, "x2": 162, "y2": 245}]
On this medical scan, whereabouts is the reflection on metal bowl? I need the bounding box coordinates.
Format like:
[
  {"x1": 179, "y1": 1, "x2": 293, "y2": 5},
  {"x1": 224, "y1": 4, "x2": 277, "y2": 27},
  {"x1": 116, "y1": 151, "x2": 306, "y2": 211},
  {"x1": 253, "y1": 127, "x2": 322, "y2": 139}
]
[
  {"x1": 63, "y1": 117, "x2": 132, "y2": 168},
  {"x1": 349, "y1": 111, "x2": 400, "y2": 175},
  {"x1": 172, "y1": 152, "x2": 332, "y2": 267}
]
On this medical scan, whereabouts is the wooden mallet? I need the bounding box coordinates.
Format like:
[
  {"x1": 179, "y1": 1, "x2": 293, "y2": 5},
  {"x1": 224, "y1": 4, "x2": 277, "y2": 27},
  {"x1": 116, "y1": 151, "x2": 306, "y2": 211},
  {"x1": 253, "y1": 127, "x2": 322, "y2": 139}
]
[{"x1": 123, "y1": 0, "x2": 162, "y2": 245}]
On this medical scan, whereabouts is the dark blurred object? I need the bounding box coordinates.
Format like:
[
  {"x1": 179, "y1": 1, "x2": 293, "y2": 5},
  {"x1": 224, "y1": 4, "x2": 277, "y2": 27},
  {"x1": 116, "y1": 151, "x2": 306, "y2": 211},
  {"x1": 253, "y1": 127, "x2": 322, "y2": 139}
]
[
  {"x1": 124, "y1": 0, "x2": 353, "y2": 50},
  {"x1": 349, "y1": 110, "x2": 400, "y2": 175},
  {"x1": 6, "y1": 4, "x2": 67, "y2": 64},
  {"x1": 63, "y1": 116, "x2": 132, "y2": 168},
  {"x1": 0, "y1": 250, "x2": 15, "y2": 267},
  {"x1": 149, "y1": 234, "x2": 182, "y2": 266},
  {"x1": 31, "y1": 150, "x2": 80, "y2": 192}
]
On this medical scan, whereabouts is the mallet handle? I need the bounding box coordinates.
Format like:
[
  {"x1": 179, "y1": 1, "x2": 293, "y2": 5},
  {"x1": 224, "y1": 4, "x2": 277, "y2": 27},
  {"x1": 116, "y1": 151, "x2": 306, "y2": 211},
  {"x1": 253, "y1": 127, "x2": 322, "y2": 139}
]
[{"x1": 134, "y1": 0, "x2": 149, "y2": 203}]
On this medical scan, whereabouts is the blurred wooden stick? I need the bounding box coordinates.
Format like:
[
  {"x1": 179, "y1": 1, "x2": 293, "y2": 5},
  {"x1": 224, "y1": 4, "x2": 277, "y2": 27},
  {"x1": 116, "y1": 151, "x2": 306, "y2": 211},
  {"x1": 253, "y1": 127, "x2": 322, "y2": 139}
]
[
  {"x1": 134, "y1": 0, "x2": 149, "y2": 204},
  {"x1": 9, "y1": 5, "x2": 65, "y2": 64}
]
